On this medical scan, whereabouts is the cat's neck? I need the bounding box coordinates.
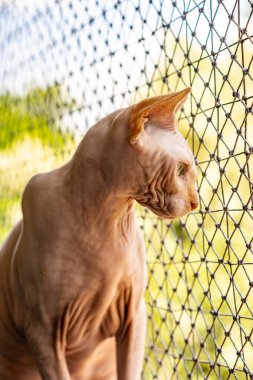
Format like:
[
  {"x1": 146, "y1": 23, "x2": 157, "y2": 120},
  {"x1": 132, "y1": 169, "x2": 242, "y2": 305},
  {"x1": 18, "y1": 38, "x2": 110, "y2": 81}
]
[{"x1": 64, "y1": 123, "x2": 136, "y2": 233}]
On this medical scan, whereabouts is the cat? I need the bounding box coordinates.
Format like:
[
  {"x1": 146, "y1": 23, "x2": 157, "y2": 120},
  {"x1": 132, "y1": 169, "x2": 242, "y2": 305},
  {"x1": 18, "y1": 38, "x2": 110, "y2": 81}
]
[{"x1": 0, "y1": 88, "x2": 198, "y2": 380}]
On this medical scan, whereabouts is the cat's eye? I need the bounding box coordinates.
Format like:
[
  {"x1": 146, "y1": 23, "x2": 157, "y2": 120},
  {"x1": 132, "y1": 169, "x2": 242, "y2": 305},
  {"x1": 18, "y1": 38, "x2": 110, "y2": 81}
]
[{"x1": 177, "y1": 162, "x2": 187, "y2": 177}]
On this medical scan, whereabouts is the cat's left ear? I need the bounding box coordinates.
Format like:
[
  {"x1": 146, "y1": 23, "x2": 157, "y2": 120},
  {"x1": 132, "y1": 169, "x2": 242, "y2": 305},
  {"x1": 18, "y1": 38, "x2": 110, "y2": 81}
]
[{"x1": 129, "y1": 87, "x2": 191, "y2": 144}]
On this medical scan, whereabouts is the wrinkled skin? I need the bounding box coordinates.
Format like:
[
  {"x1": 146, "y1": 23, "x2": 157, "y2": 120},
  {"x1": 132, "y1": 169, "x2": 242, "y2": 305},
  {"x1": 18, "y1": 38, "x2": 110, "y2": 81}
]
[{"x1": 0, "y1": 88, "x2": 198, "y2": 380}]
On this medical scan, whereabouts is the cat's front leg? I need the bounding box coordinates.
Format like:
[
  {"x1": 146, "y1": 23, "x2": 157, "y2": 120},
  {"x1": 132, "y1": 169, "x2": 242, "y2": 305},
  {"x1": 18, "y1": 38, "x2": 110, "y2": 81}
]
[
  {"x1": 116, "y1": 299, "x2": 146, "y2": 380},
  {"x1": 26, "y1": 322, "x2": 71, "y2": 380}
]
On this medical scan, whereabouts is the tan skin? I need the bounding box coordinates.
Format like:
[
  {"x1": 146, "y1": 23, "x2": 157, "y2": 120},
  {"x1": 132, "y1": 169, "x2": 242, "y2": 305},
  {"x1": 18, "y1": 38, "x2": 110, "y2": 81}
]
[{"x1": 0, "y1": 88, "x2": 198, "y2": 380}]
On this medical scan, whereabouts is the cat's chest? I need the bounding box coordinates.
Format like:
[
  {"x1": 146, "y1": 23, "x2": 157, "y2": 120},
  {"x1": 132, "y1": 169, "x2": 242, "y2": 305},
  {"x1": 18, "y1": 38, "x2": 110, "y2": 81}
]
[
  {"x1": 63, "y1": 278, "x2": 136, "y2": 356},
  {"x1": 60, "y1": 235, "x2": 147, "y2": 356}
]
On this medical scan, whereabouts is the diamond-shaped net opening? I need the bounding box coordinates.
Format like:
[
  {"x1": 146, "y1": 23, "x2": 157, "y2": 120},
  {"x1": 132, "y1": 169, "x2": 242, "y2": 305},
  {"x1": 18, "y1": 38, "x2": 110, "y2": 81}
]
[{"x1": 0, "y1": 1, "x2": 252, "y2": 379}]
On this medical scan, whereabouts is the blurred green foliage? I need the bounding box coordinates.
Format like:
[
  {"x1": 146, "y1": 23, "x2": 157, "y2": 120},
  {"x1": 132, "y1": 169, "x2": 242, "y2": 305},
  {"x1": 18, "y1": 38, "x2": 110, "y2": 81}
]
[
  {"x1": 0, "y1": 87, "x2": 74, "y2": 152},
  {"x1": 0, "y1": 86, "x2": 75, "y2": 242}
]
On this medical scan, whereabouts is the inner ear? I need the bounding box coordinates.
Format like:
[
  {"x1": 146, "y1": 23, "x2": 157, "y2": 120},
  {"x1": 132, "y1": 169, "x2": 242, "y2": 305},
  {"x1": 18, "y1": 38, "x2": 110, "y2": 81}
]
[
  {"x1": 148, "y1": 100, "x2": 176, "y2": 127},
  {"x1": 129, "y1": 87, "x2": 191, "y2": 144}
]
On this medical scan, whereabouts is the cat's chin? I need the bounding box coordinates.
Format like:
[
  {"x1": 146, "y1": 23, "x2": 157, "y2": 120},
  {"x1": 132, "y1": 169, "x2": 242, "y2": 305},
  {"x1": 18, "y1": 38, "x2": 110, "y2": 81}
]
[
  {"x1": 151, "y1": 209, "x2": 174, "y2": 220},
  {"x1": 137, "y1": 200, "x2": 189, "y2": 220},
  {"x1": 144, "y1": 207, "x2": 176, "y2": 220},
  {"x1": 147, "y1": 206, "x2": 190, "y2": 220}
]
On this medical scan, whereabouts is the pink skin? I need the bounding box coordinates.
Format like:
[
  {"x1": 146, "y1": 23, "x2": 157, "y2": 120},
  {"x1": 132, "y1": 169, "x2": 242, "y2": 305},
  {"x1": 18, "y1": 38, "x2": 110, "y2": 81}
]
[{"x1": 0, "y1": 88, "x2": 198, "y2": 380}]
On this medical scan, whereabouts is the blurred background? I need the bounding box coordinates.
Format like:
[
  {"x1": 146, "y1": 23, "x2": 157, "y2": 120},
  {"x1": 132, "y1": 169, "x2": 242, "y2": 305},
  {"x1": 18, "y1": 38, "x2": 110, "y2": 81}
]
[{"x1": 0, "y1": 0, "x2": 252, "y2": 379}]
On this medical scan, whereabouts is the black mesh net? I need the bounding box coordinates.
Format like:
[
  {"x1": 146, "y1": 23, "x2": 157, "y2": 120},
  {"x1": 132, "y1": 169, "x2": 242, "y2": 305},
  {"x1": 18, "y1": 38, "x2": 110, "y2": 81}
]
[{"x1": 0, "y1": 1, "x2": 253, "y2": 379}]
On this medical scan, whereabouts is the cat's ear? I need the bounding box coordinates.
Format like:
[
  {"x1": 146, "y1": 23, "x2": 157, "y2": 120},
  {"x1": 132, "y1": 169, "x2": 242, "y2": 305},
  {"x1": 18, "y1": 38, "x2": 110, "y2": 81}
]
[{"x1": 129, "y1": 87, "x2": 191, "y2": 144}]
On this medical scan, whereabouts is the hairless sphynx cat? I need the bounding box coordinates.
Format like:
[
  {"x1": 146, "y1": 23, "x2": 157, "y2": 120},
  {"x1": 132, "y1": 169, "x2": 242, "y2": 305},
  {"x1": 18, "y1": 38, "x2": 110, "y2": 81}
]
[{"x1": 0, "y1": 88, "x2": 198, "y2": 380}]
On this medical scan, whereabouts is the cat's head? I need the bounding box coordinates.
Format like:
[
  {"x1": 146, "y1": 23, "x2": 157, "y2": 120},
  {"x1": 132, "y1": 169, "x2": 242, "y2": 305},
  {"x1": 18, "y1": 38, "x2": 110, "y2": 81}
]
[{"x1": 127, "y1": 88, "x2": 198, "y2": 219}]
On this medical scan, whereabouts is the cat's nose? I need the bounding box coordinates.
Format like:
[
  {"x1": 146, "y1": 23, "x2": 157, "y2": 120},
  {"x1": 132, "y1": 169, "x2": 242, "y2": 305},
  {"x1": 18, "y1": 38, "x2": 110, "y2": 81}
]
[{"x1": 190, "y1": 201, "x2": 198, "y2": 210}]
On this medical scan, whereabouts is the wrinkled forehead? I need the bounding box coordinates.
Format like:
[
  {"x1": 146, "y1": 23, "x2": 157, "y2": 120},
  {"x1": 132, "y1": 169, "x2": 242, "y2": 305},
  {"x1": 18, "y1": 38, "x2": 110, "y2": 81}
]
[
  {"x1": 167, "y1": 135, "x2": 194, "y2": 163},
  {"x1": 146, "y1": 125, "x2": 194, "y2": 164},
  {"x1": 171, "y1": 138, "x2": 194, "y2": 164}
]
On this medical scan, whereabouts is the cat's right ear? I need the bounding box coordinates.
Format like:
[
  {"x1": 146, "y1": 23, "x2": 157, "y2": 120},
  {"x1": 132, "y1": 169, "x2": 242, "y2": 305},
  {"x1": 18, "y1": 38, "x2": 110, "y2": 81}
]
[{"x1": 129, "y1": 88, "x2": 191, "y2": 144}]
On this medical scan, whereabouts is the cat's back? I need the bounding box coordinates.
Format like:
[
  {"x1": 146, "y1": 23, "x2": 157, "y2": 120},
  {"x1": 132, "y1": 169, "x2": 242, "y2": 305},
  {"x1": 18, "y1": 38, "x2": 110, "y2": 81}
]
[
  {"x1": 0, "y1": 220, "x2": 23, "y2": 320},
  {"x1": 0, "y1": 220, "x2": 22, "y2": 313}
]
